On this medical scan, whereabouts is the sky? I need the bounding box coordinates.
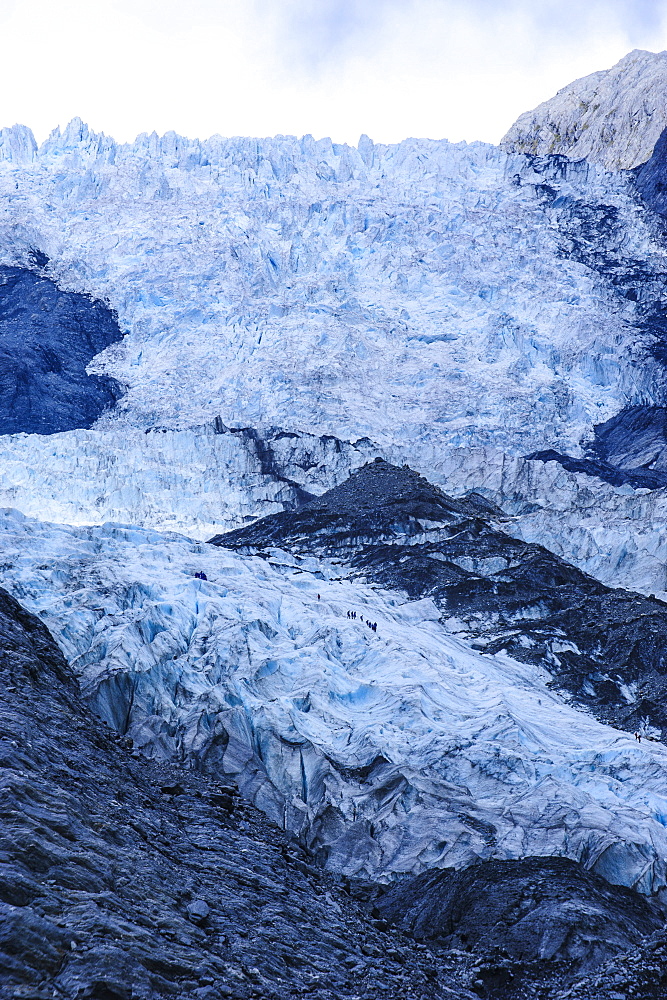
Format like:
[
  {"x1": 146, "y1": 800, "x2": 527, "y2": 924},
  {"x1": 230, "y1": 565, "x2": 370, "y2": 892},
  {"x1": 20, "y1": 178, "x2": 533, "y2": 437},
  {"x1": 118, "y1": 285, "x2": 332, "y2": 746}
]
[{"x1": 1, "y1": 0, "x2": 667, "y2": 146}]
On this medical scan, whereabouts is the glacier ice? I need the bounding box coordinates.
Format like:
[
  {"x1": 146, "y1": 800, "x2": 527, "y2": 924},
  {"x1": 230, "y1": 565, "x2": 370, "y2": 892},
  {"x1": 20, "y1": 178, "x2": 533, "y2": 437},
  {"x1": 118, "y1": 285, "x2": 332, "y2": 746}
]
[
  {"x1": 3, "y1": 507, "x2": 667, "y2": 892},
  {"x1": 5, "y1": 111, "x2": 667, "y2": 915},
  {"x1": 0, "y1": 120, "x2": 665, "y2": 600},
  {"x1": 0, "y1": 126, "x2": 662, "y2": 457}
]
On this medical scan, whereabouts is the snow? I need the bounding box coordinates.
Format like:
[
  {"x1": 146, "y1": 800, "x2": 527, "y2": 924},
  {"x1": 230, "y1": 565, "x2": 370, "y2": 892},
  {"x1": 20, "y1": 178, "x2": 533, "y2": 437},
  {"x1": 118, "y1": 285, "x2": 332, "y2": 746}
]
[{"x1": 3, "y1": 506, "x2": 667, "y2": 891}]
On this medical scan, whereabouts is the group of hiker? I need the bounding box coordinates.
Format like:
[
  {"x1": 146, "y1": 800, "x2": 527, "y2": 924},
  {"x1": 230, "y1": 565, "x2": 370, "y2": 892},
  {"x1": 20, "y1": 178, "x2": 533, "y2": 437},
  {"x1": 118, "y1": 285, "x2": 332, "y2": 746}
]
[
  {"x1": 197, "y1": 586, "x2": 379, "y2": 634},
  {"x1": 316, "y1": 594, "x2": 379, "y2": 633},
  {"x1": 347, "y1": 610, "x2": 378, "y2": 632},
  {"x1": 194, "y1": 571, "x2": 208, "y2": 581}
]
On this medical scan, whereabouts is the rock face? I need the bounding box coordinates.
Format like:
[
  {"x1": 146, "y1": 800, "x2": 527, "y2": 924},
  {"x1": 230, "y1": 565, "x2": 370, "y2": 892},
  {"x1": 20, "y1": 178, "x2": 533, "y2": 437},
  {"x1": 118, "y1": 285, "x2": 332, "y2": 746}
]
[
  {"x1": 376, "y1": 857, "x2": 663, "y2": 971},
  {"x1": 0, "y1": 265, "x2": 123, "y2": 434},
  {"x1": 502, "y1": 49, "x2": 667, "y2": 169},
  {"x1": 634, "y1": 123, "x2": 667, "y2": 216},
  {"x1": 3, "y1": 587, "x2": 667, "y2": 1000},
  {"x1": 0, "y1": 585, "x2": 461, "y2": 1000},
  {"x1": 528, "y1": 406, "x2": 667, "y2": 489}
]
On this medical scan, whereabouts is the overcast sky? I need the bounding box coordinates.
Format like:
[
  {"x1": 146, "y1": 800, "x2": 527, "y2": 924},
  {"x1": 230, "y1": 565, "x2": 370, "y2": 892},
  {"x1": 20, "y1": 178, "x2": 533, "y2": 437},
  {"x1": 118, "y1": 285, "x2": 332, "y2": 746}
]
[{"x1": 2, "y1": 0, "x2": 666, "y2": 146}]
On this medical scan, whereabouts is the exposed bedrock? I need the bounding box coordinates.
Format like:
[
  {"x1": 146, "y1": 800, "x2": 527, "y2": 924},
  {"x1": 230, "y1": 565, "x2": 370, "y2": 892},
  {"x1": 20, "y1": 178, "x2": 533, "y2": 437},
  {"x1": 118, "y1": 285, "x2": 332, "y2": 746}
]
[
  {"x1": 529, "y1": 406, "x2": 667, "y2": 489},
  {"x1": 376, "y1": 857, "x2": 663, "y2": 973},
  {"x1": 212, "y1": 458, "x2": 667, "y2": 738},
  {"x1": 0, "y1": 585, "x2": 461, "y2": 1000},
  {"x1": 635, "y1": 123, "x2": 667, "y2": 218},
  {"x1": 0, "y1": 265, "x2": 124, "y2": 434},
  {"x1": 501, "y1": 49, "x2": 667, "y2": 169}
]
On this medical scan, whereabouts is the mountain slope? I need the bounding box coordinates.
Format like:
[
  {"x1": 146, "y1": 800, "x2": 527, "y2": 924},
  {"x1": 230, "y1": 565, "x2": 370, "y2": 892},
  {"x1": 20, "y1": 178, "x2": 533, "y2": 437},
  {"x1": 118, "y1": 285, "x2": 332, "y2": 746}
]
[
  {"x1": 502, "y1": 49, "x2": 667, "y2": 169},
  {"x1": 0, "y1": 585, "x2": 460, "y2": 1000}
]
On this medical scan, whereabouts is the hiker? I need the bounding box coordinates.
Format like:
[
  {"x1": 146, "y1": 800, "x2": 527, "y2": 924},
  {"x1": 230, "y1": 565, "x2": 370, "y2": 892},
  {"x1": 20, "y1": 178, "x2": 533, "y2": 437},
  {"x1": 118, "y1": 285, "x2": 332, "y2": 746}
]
[
  {"x1": 317, "y1": 594, "x2": 320, "y2": 600},
  {"x1": 635, "y1": 731, "x2": 642, "y2": 742}
]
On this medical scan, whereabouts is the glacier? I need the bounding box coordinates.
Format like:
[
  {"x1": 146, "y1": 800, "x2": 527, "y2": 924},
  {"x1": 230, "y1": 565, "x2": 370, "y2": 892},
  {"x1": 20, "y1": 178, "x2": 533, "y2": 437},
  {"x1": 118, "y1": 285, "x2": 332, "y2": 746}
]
[
  {"x1": 0, "y1": 120, "x2": 667, "y2": 596},
  {"x1": 3, "y1": 504, "x2": 667, "y2": 894},
  {"x1": 0, "y1": 123, "x2": 664, "y2": 452},
  {"x1": 5, "y1": 95, "x2": 667, "y2": 994}
]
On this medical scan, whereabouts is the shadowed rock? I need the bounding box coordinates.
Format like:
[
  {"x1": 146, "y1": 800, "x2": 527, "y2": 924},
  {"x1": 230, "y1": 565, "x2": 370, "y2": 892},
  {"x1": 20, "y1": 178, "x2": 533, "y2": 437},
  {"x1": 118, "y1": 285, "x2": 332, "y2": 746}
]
[
  {"x1": 375, "y1": 857, "x2": 663, "y2": 972},
  {"x1": 0, "y1": 265, "x2": 123, "y2": 435}
]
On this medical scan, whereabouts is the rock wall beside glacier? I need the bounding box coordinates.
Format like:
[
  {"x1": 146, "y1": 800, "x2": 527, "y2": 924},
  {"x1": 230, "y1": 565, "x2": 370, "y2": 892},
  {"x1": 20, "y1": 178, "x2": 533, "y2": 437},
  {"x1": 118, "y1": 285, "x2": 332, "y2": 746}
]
[
  {"x1": 502, "y1": 49, "x2": 667, "y2": 169},
  {"x1": 0, "y1": 265, "x2": 123, "y2": 434}
]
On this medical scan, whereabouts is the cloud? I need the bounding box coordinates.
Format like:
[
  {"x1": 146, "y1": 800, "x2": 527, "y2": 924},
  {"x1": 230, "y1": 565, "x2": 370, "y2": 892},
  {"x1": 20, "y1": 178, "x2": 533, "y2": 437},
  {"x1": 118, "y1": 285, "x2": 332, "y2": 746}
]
[
  {"x1": 254, "y1": 0, "x2": 667, "y2": 77},
  {"x1": 253, "y1": 0, "x2": 409, "y2": 70},
  {"x1": 0, "y1": 0, "x2": 665, "y2": 146}
]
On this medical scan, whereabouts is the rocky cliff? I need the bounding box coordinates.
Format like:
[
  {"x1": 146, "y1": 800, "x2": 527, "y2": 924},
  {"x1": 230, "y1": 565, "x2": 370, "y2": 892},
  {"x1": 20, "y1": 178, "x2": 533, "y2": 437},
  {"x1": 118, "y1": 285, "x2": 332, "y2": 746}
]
[{"x1": 502, "y1": 49, "x2": 667, "y2": 169}]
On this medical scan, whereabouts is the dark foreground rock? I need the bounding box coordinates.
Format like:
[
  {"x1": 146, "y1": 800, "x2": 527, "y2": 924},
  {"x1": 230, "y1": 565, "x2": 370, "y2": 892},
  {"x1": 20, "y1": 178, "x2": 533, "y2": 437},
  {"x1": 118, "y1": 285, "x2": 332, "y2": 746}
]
[
  {"x1": 0, "y1": 265, "x2": 123, "y2": 434},
  {"x1": 211, "y1": 458, "x2": 667, "y2": 737},
  {"x1": 376, "y1": 857, "x2": 662, "y2": 971},
  {"x1": 0, "y1": 586, "x2": 468, "y2": 1000}
]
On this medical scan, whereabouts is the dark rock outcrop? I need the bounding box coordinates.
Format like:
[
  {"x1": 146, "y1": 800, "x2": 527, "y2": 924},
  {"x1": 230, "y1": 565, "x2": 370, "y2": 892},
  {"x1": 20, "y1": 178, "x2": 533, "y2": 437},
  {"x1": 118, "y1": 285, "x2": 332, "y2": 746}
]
[
  {"x1": 0, "y1": 585, "x2": 463, "y2": 999},
  {"x1": 211, "y1": 458, "x2": 667, "y2": 736},
  {"x1": 0, "y1": 266, "x2": 123, "y2": 435},
  {"x1": 592, "y1": 405, "x2": 667, "y2": 470},
  {"x1": 376, "y1": 857, "x2": 662, "y2": 971},
  {"x1": 527, "y1": 446, "x2": 667, "y2": 489},
  {"x1": 528, "y1": 406, "x2": 667, "y2": 489},
  {"x1": 635, "y1": 124, "x2": 667, "y2": 217}
]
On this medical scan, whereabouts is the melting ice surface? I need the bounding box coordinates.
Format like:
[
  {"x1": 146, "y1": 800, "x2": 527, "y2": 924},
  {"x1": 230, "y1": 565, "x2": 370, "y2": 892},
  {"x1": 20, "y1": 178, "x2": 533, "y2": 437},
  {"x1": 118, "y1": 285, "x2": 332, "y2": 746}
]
[{"x1": 4, "y1": 507, "x2": 667, "y2": 892}]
